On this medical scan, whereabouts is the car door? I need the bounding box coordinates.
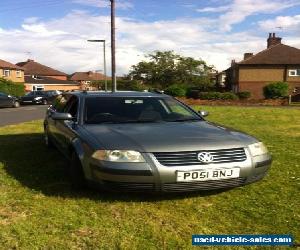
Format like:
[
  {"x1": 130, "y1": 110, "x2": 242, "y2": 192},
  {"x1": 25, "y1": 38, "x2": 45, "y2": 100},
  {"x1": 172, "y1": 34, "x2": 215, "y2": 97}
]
[
  {"x1": 0, "y1": 92, "x2": 12, "y2": 107},
  {"x1": 53, "y1": 95, "x2": 79, "y2": 156},
  {"x1": 21, "y1": 92, "x2": 34, "y2": 103},
  {"x1": 47, "y1": 94, "x2": 70, "y2": 147}
]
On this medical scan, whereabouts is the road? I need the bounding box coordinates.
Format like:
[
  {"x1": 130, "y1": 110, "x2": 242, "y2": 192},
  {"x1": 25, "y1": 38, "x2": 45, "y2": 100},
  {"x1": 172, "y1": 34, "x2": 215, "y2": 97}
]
[{"x1": 0, "y1": 105, "x2": 48, "y2": 127}]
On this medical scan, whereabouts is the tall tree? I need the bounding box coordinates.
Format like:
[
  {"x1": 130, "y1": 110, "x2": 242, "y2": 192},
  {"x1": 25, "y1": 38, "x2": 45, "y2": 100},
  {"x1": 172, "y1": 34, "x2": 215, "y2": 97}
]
[{"x1": 128, "y1": 51, "x2": 215, "y2": 89}]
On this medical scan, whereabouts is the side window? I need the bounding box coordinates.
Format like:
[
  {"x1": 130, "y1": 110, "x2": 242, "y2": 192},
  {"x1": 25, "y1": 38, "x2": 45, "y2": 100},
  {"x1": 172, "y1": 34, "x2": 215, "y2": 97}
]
[
  {"x1": 52, "y1": 95, "x2": 69, "y2": 112},
  {"x1": 64, "y1": 96, "x2": 79, "y2": 120},
  {"x1": 164, "y1": 99, "x2": 192, "y2": 117}
]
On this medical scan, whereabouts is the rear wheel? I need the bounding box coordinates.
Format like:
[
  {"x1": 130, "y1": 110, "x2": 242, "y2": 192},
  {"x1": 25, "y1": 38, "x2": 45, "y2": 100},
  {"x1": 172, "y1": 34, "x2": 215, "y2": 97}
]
[
  {"x1": 13, "y1": 101, "x2": 20, "y2": 108},
  {"x1": 70, "y1": 153, "x2": 86, "y2": 189}
]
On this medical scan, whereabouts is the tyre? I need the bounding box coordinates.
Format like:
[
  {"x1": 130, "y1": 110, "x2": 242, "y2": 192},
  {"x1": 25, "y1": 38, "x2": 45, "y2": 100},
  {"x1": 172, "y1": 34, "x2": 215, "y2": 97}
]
[
  {"x1": 69, "y1": 153, "x2": 86, "y2": 189},
  {"x1": 13, "y1": 101, "x2": 20, "y2": 108},
  {"x1": 42, "y1": 99, "x2": 48, "y2": 105},
  {"x1": 44, "y1": 126, "x2": 54, "y2": 148}
]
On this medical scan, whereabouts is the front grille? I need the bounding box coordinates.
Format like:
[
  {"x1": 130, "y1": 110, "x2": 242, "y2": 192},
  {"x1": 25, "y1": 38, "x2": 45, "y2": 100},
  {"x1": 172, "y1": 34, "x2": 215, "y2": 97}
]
[
  {"x1": 163, "y1": 177, "x2": 246, "y2": 192},
  {"x1": 153, "y1": 148, "x2": 247, "y2": 167},
  {"x1": 102, "y1": 181, "x2": 154, "y2": 192}
]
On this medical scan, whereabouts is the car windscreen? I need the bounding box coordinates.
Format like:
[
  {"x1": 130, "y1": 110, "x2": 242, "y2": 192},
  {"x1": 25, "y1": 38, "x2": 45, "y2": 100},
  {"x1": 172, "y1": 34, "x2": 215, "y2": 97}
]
[{"x1": 84, "y1": 96, "x2": 202, "y2": 124}]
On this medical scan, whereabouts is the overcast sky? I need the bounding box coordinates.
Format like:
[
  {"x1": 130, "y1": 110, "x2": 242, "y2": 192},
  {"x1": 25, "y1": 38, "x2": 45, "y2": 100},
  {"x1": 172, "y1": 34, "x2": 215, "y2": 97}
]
[{"x1": 1, "y1": 0, "x2": 300, "y2": 75}]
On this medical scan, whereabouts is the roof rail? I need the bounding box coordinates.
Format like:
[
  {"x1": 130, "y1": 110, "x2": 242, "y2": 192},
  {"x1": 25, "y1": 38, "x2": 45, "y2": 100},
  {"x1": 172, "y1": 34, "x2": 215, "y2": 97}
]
[{"x1": 151, "y1": 89, "x2": 164, "y2": 94}]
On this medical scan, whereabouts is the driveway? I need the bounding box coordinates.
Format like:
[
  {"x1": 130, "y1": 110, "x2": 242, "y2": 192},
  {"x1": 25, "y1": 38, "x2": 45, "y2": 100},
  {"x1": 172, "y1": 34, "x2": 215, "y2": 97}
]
[{"x1": 0, "y1": 105, "x2": 48, "y2": 127}]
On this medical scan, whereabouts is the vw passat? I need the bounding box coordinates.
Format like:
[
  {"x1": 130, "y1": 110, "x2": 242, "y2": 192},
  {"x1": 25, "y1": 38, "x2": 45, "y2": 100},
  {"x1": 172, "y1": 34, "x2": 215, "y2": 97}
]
[{"x1": 44, "y1": 91, "x2": 272, "y2": 192}]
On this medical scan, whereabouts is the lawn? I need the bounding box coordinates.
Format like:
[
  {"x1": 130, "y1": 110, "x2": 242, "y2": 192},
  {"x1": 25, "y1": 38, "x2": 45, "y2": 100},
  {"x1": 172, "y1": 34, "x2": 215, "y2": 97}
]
[{"x1": 0, "y1": 106, "x2": 299, "y2": 249}]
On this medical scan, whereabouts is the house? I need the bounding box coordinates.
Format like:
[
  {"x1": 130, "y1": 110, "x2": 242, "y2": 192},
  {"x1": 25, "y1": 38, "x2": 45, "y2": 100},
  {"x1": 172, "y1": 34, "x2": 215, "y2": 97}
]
[
  {"x1": 216, "y1": 71, "x2": 226, "y2": 89},
  {"x1": 17, "y1": 59, "x2": 67, "y2": 80},
  {"x1": 0, "y1": 59, "x2": 24, "y2": 83},
  {"x1": 16, "y1": 59, "x2": 80, "y2": 92},
  {"x1": 70, "y1": 71, "x2": 109, "y2": 90},
  {"x1": 226, "y1": 33, "x2": 300, "y2": 99}
]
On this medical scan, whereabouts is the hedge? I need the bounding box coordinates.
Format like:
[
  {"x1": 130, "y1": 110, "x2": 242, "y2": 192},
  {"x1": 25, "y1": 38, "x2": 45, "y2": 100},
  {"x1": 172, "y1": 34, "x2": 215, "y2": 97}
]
[
  {"x1": 192, "y1": 91, "x2": 238, "y2": 100},
  {"x1": 0, "y1": 78, "x2": 25, "y2": 97},
  {"x1": 263, "y1": 82, "x2": 289, "y2": 99}
]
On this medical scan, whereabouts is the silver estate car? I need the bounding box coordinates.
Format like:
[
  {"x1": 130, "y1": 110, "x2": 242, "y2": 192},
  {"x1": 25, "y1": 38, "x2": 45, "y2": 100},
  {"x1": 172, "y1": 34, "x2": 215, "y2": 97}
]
[{"x1": 44, "y1": 91, "x2": 272, "y2": 192}]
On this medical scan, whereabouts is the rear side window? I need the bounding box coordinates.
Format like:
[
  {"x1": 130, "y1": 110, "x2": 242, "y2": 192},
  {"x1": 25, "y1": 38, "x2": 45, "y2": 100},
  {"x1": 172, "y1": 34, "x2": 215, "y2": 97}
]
[{"x1": 64, "y1": 96, "x2": 79, "y2": 120}]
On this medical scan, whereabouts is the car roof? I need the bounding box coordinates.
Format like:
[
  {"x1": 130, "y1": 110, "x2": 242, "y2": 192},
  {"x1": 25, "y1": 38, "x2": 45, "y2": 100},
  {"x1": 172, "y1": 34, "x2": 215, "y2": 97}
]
[{"x1": 68, "y1": 91, "x2": 168, "y2": 98}]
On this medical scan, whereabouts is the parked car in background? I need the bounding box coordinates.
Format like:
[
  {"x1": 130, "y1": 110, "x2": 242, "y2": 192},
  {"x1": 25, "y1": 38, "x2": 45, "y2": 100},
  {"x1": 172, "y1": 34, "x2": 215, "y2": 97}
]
[
  {"x1": 44, "y1": 91, "x2": 272, "y2": 192},
  {"x1": 0, "y1": 92, "x2": 20, "y2": 108},
  {"x1": 20, "y1": 90, "x2": 62, "y2": 105}
]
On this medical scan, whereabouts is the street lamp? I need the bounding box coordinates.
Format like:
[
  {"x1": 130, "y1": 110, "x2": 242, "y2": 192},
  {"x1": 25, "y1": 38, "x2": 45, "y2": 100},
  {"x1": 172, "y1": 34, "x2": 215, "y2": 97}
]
[{"x1": 87, "y1": 39, "x2": 107, "y2": 92}]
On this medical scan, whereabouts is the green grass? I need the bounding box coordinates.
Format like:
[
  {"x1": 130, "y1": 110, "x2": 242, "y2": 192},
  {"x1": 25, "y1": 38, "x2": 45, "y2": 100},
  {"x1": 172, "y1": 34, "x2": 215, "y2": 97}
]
[{"x1": 0, "y1": 106, "x2": 299, "y2": 249}]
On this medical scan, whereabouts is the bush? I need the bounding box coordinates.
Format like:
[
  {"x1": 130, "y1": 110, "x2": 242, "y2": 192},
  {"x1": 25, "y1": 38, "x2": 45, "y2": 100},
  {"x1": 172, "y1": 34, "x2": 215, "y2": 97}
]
[
  {"x1": 198, "y1": 91, "x2": 238, "y2": 100},
  {"x1": 186, "y1": 88, "x2": 199, "y2": 99},
  {"x1": 0, "y1": 78, "x2": 25, "y2": 97},
  {"x1": 263, "y1": 82, "x2": 289, "y2": 99},
  {"x1": 165, "y1": 84, "x2": 187, "y2": 97},
  {"x1": 237, "y1": 91, "x2": 251, "y2": 99},
  {"x1": 219, "y1": 92, "x2": 239, "y2": 100}
]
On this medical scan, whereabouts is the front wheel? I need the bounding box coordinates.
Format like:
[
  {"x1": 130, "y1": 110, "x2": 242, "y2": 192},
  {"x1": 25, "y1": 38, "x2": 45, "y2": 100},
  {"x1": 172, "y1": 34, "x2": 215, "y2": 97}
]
[
  {"x1": 42, "y1": 99, "x2": 48, "y2": 105},
  {"x1": 70, "y1": 153, "x2": 86, "y2": 189},
  {"x1": 13, "y1": 101, "x2": 20, "y2": 108}
]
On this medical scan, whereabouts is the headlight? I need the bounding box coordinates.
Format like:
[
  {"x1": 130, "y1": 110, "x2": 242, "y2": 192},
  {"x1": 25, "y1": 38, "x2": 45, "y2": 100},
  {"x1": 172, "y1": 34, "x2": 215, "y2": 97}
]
[
  {"x1": 248, "y1": 142, "x2": 268, "y2": 156},
  {"x1": 92, "y1": 150, "x2": 145, "y2": 162},
  {"x1": 34, "y1": 97, "x2": 42, "y2": 100}
]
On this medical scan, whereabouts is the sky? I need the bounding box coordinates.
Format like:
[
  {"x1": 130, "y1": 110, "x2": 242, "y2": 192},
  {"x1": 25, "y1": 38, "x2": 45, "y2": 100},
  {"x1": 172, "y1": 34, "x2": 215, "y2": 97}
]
[{"x1": 0, "y1": 0, "x2": 300, "y2": 75}]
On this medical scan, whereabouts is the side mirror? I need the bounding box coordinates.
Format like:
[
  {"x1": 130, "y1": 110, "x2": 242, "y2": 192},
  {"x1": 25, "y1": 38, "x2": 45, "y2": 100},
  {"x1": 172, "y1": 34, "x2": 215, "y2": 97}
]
[
  {"x1": 198, "y1": 110, "x2": 209, "y2": 117},
  {"x1": 51, "y1": 112, "x2": 73, "y2": 121}
]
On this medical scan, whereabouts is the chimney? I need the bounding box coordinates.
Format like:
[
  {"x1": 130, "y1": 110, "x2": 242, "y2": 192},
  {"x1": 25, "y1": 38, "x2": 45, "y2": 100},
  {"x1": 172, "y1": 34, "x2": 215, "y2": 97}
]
[
  {"x1": 244, "y1": 53, "x2": 253, "y2": 60},
  {"x1": 231, "y1": 59, "x2": 236, "y2": 66},
  {"x1": 267, "y1": 33, "x2": 282, "y2": 48},
  {"x1": 27, "y1": 59, "x2": 34, "y2": 62}
]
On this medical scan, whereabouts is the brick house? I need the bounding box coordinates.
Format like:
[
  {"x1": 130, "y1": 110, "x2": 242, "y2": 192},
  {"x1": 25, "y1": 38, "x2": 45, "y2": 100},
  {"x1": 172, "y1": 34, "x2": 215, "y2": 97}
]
[
  {"x1": 226, "y1": 33, "x2": 300, "y2": 99},
  {"x1": 16, "y1": 59, "x2": 80, "y2": 92},
  {"x1": 70, "y1": 71, "x2": 109, "y2": 90},
  {"x1": 0, "y1": 59, "x2": 24, "y2": 83}
]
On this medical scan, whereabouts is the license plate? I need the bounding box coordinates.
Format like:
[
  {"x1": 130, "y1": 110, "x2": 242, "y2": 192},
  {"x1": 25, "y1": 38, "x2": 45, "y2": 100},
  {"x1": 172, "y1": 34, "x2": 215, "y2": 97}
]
[{"x1": 176, "y1": 168, "x2": 240, "y2": 182}]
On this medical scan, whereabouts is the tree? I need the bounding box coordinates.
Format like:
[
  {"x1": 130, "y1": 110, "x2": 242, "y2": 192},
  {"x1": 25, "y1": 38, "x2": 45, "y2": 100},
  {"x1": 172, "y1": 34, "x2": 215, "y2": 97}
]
[{"x1": 128, "y1": 51, "x2": 215, "y2": 89}]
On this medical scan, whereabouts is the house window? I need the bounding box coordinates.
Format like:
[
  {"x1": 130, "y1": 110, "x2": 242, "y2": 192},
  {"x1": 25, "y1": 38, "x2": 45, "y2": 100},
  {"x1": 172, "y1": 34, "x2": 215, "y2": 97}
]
[
  {"x1": 16, "y1": 70, "x2": 22, "y2": 78},
  {"x1": 3, "y1": 69, "x2": 10, "y2": 77},
  {"x1": 32, "y1": 85, "x2": 44, "y2": 91},
  {"x1": 289, "y1": 69, "x2": 300, "y2": 76}
]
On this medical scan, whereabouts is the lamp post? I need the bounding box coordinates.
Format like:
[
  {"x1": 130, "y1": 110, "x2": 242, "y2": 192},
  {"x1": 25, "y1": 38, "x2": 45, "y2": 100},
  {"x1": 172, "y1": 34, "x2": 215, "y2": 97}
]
[{"x1": 87, "y1": 39, "x2": 107, "y2": 92}]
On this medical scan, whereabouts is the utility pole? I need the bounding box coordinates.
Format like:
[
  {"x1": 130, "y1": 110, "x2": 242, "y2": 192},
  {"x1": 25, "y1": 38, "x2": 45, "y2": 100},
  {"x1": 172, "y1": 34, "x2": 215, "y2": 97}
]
[
  {"x1": 110, "y1": 0, "x2": 117, "y2": 92},
  {"x1": 103, "y1": 40, "x2": 107, "y2": 92},
  {"x1": 87, "y1": 39, "x2": 107, "y2": 91}
]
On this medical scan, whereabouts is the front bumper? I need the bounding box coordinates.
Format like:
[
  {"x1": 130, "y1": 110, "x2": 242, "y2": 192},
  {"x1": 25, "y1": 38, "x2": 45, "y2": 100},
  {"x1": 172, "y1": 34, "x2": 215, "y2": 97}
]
[{"x1": 87, "y1": 150, "x2": 272, "y2": 193}]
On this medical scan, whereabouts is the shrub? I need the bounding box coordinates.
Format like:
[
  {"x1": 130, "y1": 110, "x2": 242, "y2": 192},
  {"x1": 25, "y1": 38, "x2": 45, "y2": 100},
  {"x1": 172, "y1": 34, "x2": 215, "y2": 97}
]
[
  {"x1": 219, "y1": 92, "x2": 239, "y2": 100},
  {"x1": 0, "y1": 78, "x2": 25, "y2": 97},
  {"x1": 198, "y1": 91, "x2": 238, "y2": 100},
  {"x1": 263, "y1": 82, "x2": 289, "y2": 99},
  {"x1": 165, "y1": 84, "x2": 187, "y2": 97},
  {"x1": 237, "y1": 91, "x2": 251, "y2": 99},
  {"x1": 186, "y1": 88, "x2": 200, "y2": 99}
]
